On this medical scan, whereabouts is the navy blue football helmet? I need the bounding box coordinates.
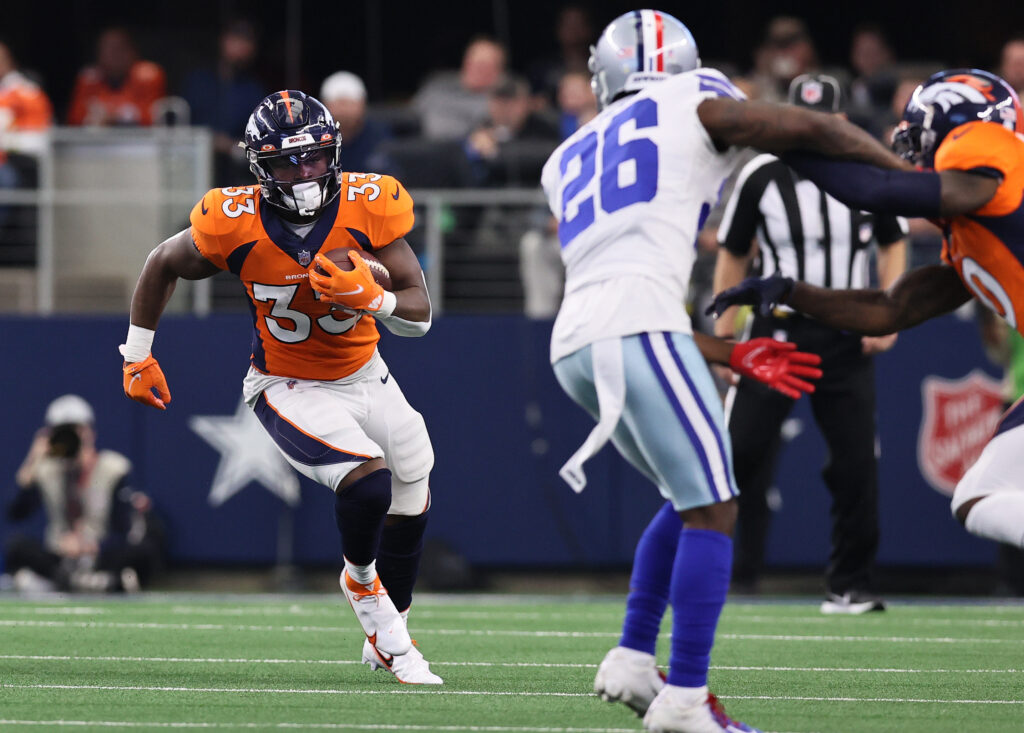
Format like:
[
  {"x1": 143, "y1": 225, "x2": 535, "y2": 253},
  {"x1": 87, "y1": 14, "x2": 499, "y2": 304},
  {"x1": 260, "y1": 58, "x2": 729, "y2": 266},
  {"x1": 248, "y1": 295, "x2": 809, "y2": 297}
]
[
  {"x1": 243, "y1": 90, "x2": 342, "y2": 218},
  {"x1": 892, "y1": 69, "x2": 1022, "y2": 167}
]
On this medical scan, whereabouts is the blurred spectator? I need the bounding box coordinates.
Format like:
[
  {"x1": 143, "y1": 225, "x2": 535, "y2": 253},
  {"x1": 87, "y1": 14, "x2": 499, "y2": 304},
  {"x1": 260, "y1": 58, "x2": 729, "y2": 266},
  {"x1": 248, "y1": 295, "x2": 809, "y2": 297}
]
[
  {"x1": 463, "y1": 74, "x2": 560, "y2": 187},
  {"x1": 67, "y1": 27, "x2": 166, "y2": 126},
  {"x1": 182, "y1": 20, "x2": 266, "y2": 185},
  {"x1": 1000, "y1": 36, "x2": 1024, "y2": 97},
  {"x1": 4, "y1": 395, "x2": 165, "y2": 593},
  {"x1": 848, "y1": 24, "x2": 898, "y2": 137},
  {"x1": 413, "y1": 37, "x2": 506, "y2": 140},
  {"x1": 0, "y1": 40, "x2": 52, "y2": 234},
  {"x1": 320, "y1": 71, "x2": 393, "y2": 174},
  {"x1": 749, "y1": 17, "x2": 819, "y2": 102},
  {"x1": 528, "y1": 6, "x2": 594, "y2": 105},
  {"x1": 555, "y1": 71, "x2": 597, "y2": 139},
  {"x1": 0, "y1": 42, "x2": 52, "y2": 135}
]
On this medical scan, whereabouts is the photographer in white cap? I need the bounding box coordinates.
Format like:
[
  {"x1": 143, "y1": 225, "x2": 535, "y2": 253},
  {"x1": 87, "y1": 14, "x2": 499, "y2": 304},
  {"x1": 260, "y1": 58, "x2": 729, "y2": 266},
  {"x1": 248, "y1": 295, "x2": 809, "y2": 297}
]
[
  {"x1": 4, "y1": 395, "x2": 163, "y2": 593},
  {"x1": 319, "y1": 70, "x2": 393, "y2": 173}
]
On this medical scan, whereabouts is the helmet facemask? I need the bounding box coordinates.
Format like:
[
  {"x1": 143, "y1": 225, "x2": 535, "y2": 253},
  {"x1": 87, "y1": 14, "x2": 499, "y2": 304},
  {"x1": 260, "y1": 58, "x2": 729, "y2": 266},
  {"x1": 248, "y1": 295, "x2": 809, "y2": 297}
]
[{"x1": 248, "y1": 140, "x2": 341, "y2": 219}]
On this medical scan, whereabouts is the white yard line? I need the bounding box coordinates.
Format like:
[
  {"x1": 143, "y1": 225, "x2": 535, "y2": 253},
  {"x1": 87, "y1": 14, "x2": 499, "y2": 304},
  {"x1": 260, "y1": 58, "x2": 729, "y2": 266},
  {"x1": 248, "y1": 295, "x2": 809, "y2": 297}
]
[
  {"x1": 2, "y1": 654, "x2": 1021, "y2": 675},
  {"x1": 0, "y1": 618, "x2": 1021, "y2": 644},
  {"x1": 0, "y1": 683, "x2": 590, "y2": 697}
]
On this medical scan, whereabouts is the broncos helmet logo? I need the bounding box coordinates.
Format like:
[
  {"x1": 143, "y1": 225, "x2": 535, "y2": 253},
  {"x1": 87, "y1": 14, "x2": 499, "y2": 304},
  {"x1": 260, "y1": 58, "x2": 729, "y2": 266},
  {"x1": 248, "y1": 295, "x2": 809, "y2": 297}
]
[{"x1": 914, "y1": 82, "x2": 992, "y2": 113}]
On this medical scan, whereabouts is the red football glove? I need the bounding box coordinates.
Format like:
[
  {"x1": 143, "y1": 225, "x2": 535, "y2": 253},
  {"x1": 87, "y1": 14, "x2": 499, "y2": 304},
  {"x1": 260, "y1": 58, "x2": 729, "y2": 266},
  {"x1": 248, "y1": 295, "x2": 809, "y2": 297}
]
[
  {"x1": 729, "y1": 338, "x2": 822, "y2": 400},
  {"x1": 308, "y1": 251, "x2": 385, "y2": 312},
  {"x1": 123, "y1": 354, "x2": 171, "y2": 410}
]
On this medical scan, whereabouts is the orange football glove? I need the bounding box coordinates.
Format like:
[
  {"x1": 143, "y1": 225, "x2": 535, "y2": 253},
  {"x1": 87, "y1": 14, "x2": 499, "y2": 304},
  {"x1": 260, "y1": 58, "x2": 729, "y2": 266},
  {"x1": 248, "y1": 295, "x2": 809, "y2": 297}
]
[
  {"x1": 308, "y1": 251, "x2": 385, "y2": 312},
  {"x1": 123, "y1": 355, "x2": 171, "y2": 410}
]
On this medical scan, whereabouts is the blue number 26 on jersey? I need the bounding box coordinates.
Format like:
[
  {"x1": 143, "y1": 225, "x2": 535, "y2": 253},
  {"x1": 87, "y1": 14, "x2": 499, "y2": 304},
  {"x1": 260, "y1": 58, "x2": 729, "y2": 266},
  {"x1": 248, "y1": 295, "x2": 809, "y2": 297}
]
[{"x1": 558, "y1": 98, "x2": 659, "y2": 247}]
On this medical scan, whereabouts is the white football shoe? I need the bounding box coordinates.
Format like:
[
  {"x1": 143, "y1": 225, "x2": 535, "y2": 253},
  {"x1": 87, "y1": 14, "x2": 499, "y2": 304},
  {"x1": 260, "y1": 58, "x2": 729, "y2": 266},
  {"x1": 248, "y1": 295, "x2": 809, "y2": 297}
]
[
  {"x1": 643, "y1": 685, "x2": 762, "y2": 733},
  {"x1": 594, "y1": 646, "x2": 666, "y2": 716},
  {"x1": 362, "y1": 638, "x2": 443, "y2": 684},
  {"x1": 340, "y1": 570, "x2": 411, "y2": 656}
]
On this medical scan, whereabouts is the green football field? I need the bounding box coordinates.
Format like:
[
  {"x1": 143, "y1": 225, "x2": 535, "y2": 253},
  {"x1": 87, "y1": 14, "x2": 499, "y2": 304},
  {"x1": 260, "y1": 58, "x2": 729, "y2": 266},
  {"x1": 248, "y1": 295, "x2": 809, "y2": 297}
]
[{"x1": 0, "y1": 593, "x2": 1022, "y2": 732}]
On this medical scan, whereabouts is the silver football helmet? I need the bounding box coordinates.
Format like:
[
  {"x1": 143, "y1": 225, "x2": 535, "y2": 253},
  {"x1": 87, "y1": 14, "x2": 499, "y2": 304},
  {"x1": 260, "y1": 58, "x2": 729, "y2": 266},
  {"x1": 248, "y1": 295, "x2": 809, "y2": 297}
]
[{"x1": 589, "y1": 9, "x2": 701, "y2": 109}]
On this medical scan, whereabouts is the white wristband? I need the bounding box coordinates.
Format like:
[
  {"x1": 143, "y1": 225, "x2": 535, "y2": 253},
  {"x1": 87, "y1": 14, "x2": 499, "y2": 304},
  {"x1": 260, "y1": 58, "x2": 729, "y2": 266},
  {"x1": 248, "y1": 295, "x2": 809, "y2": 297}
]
[
  {"x1": 374, "y1": 290, "x2": 398, "y2": 319},
  {"x1": 118, "y1": 324, "x2": 155, "y2": 363}
]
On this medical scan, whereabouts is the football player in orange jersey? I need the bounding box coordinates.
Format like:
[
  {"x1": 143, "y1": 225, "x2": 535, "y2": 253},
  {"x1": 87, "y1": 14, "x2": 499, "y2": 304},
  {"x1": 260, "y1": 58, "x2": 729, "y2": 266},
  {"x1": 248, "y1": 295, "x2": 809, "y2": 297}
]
[
  {"x1": 709, "y1": 69, "x2": 1024, "y2": 551},
  {"x1": 119, "y1": 91, "x2": 442, "y2": 683}
]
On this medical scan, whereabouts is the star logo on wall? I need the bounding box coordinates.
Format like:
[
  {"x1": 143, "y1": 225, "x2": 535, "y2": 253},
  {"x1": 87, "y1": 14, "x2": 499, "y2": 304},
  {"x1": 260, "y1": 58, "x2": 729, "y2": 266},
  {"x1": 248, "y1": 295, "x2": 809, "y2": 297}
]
[{"x1": 189, "y1": 398, "x2": 301, "y2": 507}]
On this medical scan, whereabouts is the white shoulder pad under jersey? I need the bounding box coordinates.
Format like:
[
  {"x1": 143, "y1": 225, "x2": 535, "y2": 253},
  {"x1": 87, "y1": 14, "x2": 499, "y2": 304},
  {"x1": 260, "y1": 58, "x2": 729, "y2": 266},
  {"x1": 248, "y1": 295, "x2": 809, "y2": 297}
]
[{"x1": 541, "y1": 68, "x2": 746, "y2": 292}]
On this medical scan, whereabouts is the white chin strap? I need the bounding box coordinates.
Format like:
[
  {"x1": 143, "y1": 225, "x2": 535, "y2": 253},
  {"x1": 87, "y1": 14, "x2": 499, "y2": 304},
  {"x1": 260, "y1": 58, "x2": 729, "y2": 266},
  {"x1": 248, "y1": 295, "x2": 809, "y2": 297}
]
[{"x1": 284, "y1": 181, "x2": 324, "y2": 216}]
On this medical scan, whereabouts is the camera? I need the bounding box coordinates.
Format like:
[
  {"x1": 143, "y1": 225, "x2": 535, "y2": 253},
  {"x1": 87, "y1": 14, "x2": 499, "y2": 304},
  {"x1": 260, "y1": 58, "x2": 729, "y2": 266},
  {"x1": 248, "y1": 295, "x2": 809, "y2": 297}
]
[{"x1": 47, "y1": 423, "x2": 82, "y2": 458}]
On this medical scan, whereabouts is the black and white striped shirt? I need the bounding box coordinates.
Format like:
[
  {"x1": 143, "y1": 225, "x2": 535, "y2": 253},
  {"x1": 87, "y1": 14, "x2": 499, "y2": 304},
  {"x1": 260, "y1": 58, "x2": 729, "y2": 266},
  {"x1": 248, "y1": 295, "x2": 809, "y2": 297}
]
[{"x1": 717, "y1": 154, "x2": 907, "y2": 289}]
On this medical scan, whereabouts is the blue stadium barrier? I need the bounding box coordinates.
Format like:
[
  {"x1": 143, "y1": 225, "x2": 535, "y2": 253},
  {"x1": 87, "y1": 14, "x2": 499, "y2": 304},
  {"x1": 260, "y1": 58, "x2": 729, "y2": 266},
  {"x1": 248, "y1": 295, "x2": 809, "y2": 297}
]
[{"x1": 0, "y1": 313, "x2": 1001, "y2": 570}]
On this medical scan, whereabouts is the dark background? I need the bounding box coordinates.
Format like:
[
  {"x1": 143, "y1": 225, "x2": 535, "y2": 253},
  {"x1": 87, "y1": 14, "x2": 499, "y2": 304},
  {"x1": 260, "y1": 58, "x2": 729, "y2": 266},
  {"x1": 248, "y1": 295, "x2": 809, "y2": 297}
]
[{"x1": 8, "y1": 0, "x2": 1024, "y2": 120}]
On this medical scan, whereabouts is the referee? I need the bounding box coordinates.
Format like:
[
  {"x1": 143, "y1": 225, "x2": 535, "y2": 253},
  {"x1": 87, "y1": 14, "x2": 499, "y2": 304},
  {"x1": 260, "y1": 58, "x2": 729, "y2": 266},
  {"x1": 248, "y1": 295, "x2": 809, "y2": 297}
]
[{"x1": 712, "y1": 73, "x2": 907, "y2": 614}]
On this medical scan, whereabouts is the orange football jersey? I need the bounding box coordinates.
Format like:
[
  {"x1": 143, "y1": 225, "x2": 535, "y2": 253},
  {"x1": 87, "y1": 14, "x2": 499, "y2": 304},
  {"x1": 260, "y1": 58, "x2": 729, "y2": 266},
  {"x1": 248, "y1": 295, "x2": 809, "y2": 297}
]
[
  {"x1": 936, "y1": 121, "x2": 1024, "y2": 334},
  {"x1": 189, "y1": 173, "x2": 414, "y2": 380}
]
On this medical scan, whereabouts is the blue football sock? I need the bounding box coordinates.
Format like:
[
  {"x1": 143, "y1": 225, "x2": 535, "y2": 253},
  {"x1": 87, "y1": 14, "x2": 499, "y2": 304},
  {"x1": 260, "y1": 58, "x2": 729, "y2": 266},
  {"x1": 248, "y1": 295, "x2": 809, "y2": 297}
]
[
  {"x1": 376, "y1": 511, "x2": 428, "y2": 613},
  {"x1": 667, "y1": 528, "x2": 732, "y2": 688},
  {"x1": 334, "y1": 468, "x2": 392, "y2": 566},
  {"x1": 620, "y1": 502, "x2": 681, "y2": 655}
]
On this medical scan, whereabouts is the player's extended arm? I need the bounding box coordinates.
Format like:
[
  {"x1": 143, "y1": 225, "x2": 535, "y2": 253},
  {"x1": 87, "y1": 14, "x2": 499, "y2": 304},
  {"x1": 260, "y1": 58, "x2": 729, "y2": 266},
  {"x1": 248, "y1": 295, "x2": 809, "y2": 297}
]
[
  {"x1": 781, "y1": 155, "x2": 1000, "y2": 219},
  {"x1": 697, "y1": 97, "x2": 909, "y2": 170},
  {"x1": 121, "y1": 229, "x2": 220, "y2": 409},
  {"x1": 709, "y1": 265, "x2": 972, "y2": 337},
  {"x1": 693, "y1": 332, "x2": 822, "y2": 400}
]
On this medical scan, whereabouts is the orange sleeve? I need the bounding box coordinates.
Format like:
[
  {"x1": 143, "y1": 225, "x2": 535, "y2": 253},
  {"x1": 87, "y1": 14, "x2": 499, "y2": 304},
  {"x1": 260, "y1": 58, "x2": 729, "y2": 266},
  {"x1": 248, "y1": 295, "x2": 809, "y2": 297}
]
[
  {"x1": 368, "y1": 175, "x2": 415, "y2": 249},
  {"x1": 188, "y1": 189, "x2": 244, "y2": 271},
  {"x1": 936, "y1": 122, "x2": 1024, "y2": 217},
  {"x1": 934, "y1": 122, "x2": 1018, "y2": 177},
  {"x1": 17, "y1": 87, "x2": 53, "y2": 130},
  {"x1": 66, "y1": 72, "x2": 92, "y2": 125},
  {"x1": 131, "y1": 61, "x2": 167, "y2": 126}
]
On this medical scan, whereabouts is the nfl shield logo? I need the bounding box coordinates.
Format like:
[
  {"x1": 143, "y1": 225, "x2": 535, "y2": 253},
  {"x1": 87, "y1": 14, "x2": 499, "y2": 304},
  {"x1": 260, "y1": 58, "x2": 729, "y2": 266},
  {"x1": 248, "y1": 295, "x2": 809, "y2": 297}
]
[
  {"x1": 298, "y1": 250, "x2": 311, "y2": 266},
  {"x1": 917, "y1": 370, "x2": 1004, "y2": 495},
  {"x1": 801, "y1": 81, "x2": 823, "y2": 105}
]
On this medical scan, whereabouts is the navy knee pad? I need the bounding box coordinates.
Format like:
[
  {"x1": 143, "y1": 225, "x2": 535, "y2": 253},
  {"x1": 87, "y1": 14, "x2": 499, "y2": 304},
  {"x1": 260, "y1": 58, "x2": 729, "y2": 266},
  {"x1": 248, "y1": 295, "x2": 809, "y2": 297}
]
[{"x1": 334, "y1": 468, "x2": 393, "y2": 566}]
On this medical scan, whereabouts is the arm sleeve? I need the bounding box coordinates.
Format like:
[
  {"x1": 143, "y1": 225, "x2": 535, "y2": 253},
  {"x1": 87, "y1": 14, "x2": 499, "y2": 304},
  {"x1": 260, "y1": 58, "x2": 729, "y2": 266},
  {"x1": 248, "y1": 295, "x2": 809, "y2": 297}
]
[
  {"x1": 874, "y1": 216, "x2": 909, "y2": 247},
  {"x1": 782, "y1": 152, "x2": 943, "y2": 218}
]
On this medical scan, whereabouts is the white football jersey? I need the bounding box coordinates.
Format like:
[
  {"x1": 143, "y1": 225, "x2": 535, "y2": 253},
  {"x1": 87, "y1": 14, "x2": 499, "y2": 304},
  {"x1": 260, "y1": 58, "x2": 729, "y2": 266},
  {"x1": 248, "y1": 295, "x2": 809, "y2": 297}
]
[{"x1": 542, "y1": 68, "x2": 746, "y2": 362}]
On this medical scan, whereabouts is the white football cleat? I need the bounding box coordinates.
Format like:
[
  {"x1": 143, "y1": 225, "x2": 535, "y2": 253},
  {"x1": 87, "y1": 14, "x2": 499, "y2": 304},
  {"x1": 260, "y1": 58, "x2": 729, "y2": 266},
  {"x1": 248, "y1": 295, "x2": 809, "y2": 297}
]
[
  {"x1": 362, "y1": 638, "x2": 443, "y2": 684},
  {"x1": 594, "y1": 646, "x2": 666, "y2": 715},
  {"x1": 340, "y1": 570, "x2": 411, "y2": 656},
  {"x1": 643, "y1": 685, "x2": 762, "y2": 733}
]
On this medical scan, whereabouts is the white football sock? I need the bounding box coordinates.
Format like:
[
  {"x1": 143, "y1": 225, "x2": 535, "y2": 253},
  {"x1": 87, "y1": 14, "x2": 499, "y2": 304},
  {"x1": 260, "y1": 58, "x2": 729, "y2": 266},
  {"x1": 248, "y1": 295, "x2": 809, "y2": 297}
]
[
  {"x1": 344, "y1": 559, "x2": 377, "y2": 585},
  {"x1": 963, "y1": 493, "x2": 1024, "y2": 548}
]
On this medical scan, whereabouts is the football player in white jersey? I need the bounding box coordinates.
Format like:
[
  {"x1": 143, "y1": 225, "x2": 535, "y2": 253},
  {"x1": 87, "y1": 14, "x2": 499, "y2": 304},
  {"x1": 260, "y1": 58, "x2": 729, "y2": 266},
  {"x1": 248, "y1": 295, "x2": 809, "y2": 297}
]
[{"x1": 541, "y1": 10, "x2": 911, "y2": 733}]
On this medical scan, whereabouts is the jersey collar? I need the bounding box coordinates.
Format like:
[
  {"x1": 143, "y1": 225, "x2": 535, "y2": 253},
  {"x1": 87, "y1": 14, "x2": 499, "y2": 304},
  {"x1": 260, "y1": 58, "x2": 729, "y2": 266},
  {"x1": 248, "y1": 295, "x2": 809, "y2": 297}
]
[{"x1": 259, "y1": 194, "x2": 341, "y2": 266}]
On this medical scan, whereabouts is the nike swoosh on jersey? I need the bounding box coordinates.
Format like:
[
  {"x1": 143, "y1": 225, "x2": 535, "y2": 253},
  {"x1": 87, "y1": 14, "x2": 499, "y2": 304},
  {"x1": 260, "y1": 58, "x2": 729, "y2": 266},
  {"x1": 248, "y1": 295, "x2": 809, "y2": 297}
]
[
  {"x1": 201, "y1": 199, "x2": 209, "y2": 215},
  {"x1": 392, "y1": 187, "x2": 400, "y2": 200},
  {"x1": 336, "y1": 285, "x2": 364, "y2": 296}
]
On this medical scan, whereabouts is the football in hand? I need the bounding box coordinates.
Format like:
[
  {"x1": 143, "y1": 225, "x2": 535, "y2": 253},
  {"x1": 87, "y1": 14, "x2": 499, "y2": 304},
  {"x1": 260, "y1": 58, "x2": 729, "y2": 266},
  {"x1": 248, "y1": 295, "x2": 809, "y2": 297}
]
[{"x1": 315, "y1": 247, "x2": 393, "y2": 290}]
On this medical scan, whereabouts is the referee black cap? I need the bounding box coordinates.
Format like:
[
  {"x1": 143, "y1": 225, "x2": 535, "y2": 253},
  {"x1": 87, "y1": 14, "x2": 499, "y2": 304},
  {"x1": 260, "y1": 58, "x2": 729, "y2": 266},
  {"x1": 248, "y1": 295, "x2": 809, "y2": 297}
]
[{"x1": 788, "y1": 73, "x2": 843, "y2": 112}]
